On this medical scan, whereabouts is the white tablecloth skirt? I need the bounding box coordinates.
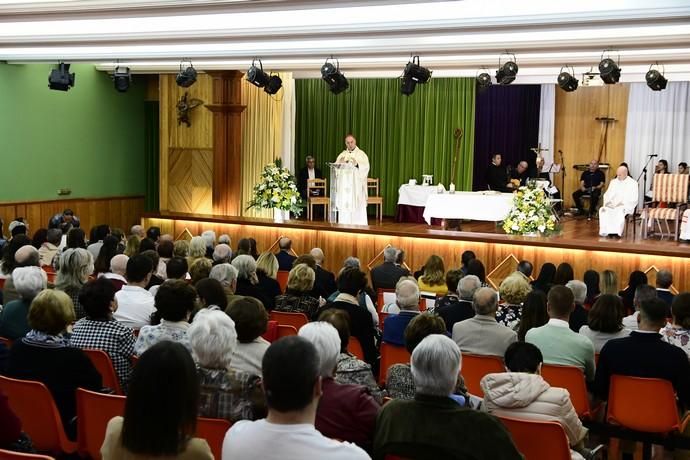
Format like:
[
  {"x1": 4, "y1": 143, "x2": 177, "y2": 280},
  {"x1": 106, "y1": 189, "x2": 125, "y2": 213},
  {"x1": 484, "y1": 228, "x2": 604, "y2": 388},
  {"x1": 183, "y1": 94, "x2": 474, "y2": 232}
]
[
  {"x1": 397, "y1": 184, "x2": 439, "y2": 207},
  {"x1": 422, "y1": 192, "x2": 514, "y2": 224}
]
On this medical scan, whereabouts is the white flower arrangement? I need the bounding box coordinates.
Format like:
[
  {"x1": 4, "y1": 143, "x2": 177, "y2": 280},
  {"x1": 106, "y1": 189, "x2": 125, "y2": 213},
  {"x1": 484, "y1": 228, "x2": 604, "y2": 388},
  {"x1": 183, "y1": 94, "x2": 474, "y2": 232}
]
[
  {"x1": 247, "y1": 159, "x2": 303, "y2": 215},
  {"x1": 502, "y1": 184, "x2": 558, "y2": 235}
]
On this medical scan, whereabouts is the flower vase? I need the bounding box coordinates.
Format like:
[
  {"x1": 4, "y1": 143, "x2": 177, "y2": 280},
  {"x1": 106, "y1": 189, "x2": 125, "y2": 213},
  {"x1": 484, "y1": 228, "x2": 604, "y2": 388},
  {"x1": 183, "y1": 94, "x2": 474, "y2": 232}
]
[{"x1": 273, "y1": 209, "x2": 289, "y2": 223}]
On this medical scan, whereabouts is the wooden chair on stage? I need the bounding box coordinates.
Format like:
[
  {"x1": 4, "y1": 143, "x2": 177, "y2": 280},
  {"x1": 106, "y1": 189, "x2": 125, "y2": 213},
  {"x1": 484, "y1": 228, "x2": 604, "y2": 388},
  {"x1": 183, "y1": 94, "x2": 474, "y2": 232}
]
[
  {"x1": 367, "y1": 178, "x2": 383, "y2": 223},
  {"x1": 307, "y1": 178, "x2": 329, "y2": 221},
  {"x1": 642, "y1": 173, "x2": 689, "y2": 240}
]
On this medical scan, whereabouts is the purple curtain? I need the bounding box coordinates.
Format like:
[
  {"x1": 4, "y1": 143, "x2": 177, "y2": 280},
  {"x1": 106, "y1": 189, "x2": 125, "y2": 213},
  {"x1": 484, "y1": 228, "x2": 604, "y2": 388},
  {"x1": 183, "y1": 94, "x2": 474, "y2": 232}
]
[{"x1": 472, "y1": 85, "x2": 541, "y2": 190}]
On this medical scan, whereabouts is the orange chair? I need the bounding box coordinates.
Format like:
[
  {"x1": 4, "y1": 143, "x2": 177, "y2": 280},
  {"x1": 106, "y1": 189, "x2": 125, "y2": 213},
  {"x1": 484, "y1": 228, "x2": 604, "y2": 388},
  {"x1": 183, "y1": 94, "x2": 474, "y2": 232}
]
[
  {"x1": 0, "y1": 337, "x2": 12, "y2": 348},
  {"x1": 498, "y1": 415, "x2": 571, "y2": 460},
  {"x1": 0, "y1": 450, "x2": 55, "y2": 460},
  {"x1": 269, "y1": 311, "x2": 309, "y2": 330},
  {"x1": 261, "y1": 320, "x2": 279, "y2": 343},
  {"x1": 82, "y1": 349, "x2": 123, "y2": 395},
  {"x1": 76, "y1": 388, "x2": 126, "y2": 460},
  {"x1": 276, "y1": 271, "x2": 289, "y2": 292},
  {"x1": 41, "y1": 266, "x2": 57, "y2": 284},
  {"x1": 0, "y1": 278, "x2": 5, "y2": 290},
  {"x1": 379, "y1": 343, "x2": 411, "y2": 386},
  {"x1": 461, "y1": 353, "x2": 504, "y2": 397},
  {"x1": 0, "y1": 375, "x2": 77, "y2": 455},
  {"x1": 196, "y1": 417, "x2": 232, "y2": 460},
  {"x1": 541, "y1": 364, "x2": 598, "y2": 419},
  {"x1": 377, "y1": 289, "x2": 395, "y2": 310},
  {"x1": 347, "y1": 336, "x2": 365, "y2": 360},
  {"x1": 378, "y1": 311, "x2": 389, "y2": 331},
  {"x1": 607, "y1": 375, "x2": 690, "y2": 433},
  {"x1": 277, "y1": 325, "x2": 298, "y2": 339},
  {"x1": 130, "y1": 355, "x2": 139, "y2": 367}
]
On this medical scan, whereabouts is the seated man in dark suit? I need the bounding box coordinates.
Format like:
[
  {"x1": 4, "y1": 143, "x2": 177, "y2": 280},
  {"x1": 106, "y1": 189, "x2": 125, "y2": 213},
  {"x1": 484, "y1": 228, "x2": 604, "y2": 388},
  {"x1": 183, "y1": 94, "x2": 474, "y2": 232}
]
[
  {"x1": 321, "y1": 267, "x2": 378, "y2": 368},
  {"x1": 655, "y1": 269, "x2": 675, "y2": 317},
  {"x1": 370, "y1": 247, "x2": 409, "y2": 292},
  {"x1": 594, "y1": 297, "x2": 690, "y2": 410},
  {"x1": 572, "y1": 159, "x2": 606, "y2": 218},
  {"x1": 297, "y1": 155, "x2": 324, "y2": 201},
  {"x1": 435, "y1": 272, "x2": 479, "y2": 334},
  {"x1": 382, "y1": 280, "x2": 421, "y2": 346},
  {"x1": 275, "y1": 237, "x2": 297, "y2": 271},
  {"x1": 309, "y1": 247, "x2": 337, "y2": 299},
  {"x1": 486, "y1": 153, "x2": 514, "y2": 193},
  {"x1": 510, "y1": 161, "x2": 530, "y2": 187}
]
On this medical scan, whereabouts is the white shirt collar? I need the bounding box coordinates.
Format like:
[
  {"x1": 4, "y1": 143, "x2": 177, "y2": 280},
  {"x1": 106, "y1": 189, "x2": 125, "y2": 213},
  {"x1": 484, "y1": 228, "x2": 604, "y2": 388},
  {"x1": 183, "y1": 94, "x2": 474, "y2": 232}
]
[
  {"x1": 548, "y1": 318, "x2": 570, "y2": 328},
  {"x1": 334, "y1": 293, "x2": 359, "y2": 306}
]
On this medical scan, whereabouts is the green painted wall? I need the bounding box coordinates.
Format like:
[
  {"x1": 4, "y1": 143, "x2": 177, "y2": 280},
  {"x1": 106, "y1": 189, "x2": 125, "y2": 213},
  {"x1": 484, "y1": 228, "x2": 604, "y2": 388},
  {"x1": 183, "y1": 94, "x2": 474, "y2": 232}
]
[{"x1": 0, "y1": 63, "x2": 146, "y2": 201}]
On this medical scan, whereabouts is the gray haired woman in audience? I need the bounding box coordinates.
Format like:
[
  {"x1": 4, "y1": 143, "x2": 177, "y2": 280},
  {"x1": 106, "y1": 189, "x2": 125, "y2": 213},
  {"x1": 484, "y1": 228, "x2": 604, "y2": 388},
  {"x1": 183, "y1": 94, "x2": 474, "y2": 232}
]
[
  {"x1": 188, "y1": 309, "x2": 266, "y2": 423},
  {"x1": 0, "y1": 266, "x2": 47, "y2": 339},
  {"x1": 55, "y1": 247, "x2": 94, "y2": 319},
  {"x1": 232, "y1": 255, "x2": 272, "y2": 309}
]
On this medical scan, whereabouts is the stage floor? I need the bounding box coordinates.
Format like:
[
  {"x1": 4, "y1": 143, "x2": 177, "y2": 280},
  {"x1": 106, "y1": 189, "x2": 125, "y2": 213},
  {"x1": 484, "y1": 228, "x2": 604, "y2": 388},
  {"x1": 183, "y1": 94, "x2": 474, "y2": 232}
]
[{"x1": 144, "y1": 211, "x2": 690, "y2": 259}]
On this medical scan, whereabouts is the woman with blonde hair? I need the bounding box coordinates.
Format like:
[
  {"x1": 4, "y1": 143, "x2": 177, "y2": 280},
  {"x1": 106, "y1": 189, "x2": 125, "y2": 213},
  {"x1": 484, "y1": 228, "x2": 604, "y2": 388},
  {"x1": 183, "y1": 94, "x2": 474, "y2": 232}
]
[
  {"x1": 417, "y1": 255, "x2": 447, "y2": 295},
  {"x1": 187, "y1": 236, "x2": 207, "y2": 267},
  {"x1": 600, "y1": 269, "x2": 618, "y2": 295},
  {"x1": 497, "y1": 273, "x2": 532, "y2": 331},
  {"x1": 255, "y1": 251, "x2": 282, "y2": 301},
  {"x1": 123, "y1": 235, "x2": 140, "y2": 257},
  {"x1": 173, "y1": 240, "x2": 190, "y2": 258},
  {"x1": 274, "y1": 263, "x2": 321, "y2": 319}
]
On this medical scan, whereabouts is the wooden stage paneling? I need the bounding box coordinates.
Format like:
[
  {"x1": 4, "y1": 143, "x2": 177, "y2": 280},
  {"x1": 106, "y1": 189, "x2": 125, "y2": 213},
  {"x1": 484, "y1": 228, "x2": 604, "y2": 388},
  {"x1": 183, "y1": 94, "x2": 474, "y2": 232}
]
[{"x1": 142, "y1": 212, "x2": 690, "y2": 293}]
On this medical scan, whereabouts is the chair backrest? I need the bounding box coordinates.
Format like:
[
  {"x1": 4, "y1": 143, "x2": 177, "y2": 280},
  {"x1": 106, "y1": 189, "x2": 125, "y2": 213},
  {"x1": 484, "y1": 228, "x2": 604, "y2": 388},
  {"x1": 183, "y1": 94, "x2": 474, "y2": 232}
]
[
  {"x1": 307, "y1": 178, "x2": 327, "y2": 193},
  {"x1": 367, "y1": 178, "x2": 380, "y2": 195},
  {"x1": 0, "y1": 450, "x2": 55, "y2": 460},
  {"x1": 653, "y1": 173, "x2": 689, "y2": 203},
  {"x1": 76, "y1": 388, "x2": 126, "y2": 460},
  {"x1": 0, "y1": 278, "x2": 5, "y2": 289},
  {"x1": 277, "y1": 324, "x2": 298, "y2": 339},
  {"x1": 0, "y1": 336, "x2": 12, "y2": 348},
  {"x1": 276, "y1": 271, "x2": 289, "y2": 292},
  {"x1": 607, "y1": 374, "x2": 681, "y2": 433},
  {"x1": 377, "y1": 289, "x2": 394, "y2": 309},
  {"x1": 541, "y1": 364, "x2": 591, "y2": 418},
  {"x1": 269, "y1": 311, "x2": 309, "y2": 330},
  {"x1": 261, "y1": 320, "x2": 279, "y2": 343},
  {"x1": 380, "y1": 343, "x2": 411, "y2": 386},
  {"x1": 347, "y1": 336, "x2": 365, "y2": 360},
  {"x1": 0, "y1": 375, "x2": 77, "y2": 454},
  {"x1": 498, "y1": 415, "x2": 572, "y2": 460},
  {"x1": 82, "y1": 349, "x2": 123, "y2": 395},
  {"x1": 196, "y1": 417, "x2": 232, "y2": 460},
  {"x1": 461, "y1": 353, "x2": 505, "y2": 397}
]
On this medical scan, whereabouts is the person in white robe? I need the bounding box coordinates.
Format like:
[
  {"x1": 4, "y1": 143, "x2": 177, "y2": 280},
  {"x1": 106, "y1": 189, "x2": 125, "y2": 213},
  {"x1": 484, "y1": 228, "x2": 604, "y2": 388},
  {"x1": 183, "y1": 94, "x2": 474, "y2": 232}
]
[
  {"x1": 599, "y1": 166, "x2": 639, "y2": 237},
  {"x1": 334, "y1": 134, "x2": 370, "y2": 225}
]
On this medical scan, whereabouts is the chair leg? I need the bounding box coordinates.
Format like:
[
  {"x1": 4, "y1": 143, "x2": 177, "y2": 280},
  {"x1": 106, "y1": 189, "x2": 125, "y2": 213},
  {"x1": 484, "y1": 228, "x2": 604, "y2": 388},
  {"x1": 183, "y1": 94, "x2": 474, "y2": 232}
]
[{"x1": 308, "y1": 203, "x2": 312, "y2": 221}]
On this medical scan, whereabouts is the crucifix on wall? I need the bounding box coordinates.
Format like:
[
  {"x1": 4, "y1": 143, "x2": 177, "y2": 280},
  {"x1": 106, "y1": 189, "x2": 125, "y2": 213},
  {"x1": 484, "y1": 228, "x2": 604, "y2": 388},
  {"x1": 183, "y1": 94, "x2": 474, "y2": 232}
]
[{"x1": 595, "y1": 116, "x2": 617, "y2": 164}]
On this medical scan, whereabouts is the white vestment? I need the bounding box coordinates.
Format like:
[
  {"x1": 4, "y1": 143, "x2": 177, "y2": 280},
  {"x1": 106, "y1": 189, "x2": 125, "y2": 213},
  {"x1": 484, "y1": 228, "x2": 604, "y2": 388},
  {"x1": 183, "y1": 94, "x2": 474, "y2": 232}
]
[
  {"x1": 680, "y1": 209, "x2": 690, "y2": 241},
  {"x1": 598, "y1": 176, "x2": 639, "y2": 236},
  {"x1": 335, "y1": 147, "x2": 370, "y2": 225}
]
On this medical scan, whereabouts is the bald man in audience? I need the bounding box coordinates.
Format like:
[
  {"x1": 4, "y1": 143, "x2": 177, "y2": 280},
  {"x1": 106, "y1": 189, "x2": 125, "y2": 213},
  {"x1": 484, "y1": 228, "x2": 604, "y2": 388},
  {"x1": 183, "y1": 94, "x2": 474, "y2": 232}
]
[
  {"x1": 310, "y1": 248, "x2": 337, "y2": 299},
  {"x1": 102, "y1": 254, "x2": 129, "y2": 292},
  {"x1": 3, "y1": 246, "x2": 41, "y2": 304},
  {"x1": 130, "y1": 225, "x2": 145, "y2": 240},
  {"x1": 511, "y1": 161, "x2": 530, "y2": 187},
  {"x1": 276, "y1": 237, "x2": 297, "y2": 271},
  {"x1": 382, "y1": 280, "x2": 421, "y2": 346}
]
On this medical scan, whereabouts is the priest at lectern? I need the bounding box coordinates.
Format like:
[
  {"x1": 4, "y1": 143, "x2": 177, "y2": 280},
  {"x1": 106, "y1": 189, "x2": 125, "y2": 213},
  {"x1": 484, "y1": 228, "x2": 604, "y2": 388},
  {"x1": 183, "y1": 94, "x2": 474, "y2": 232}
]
[{"x1": 335, "y1": 134, "x2": 370, "y2": 225}]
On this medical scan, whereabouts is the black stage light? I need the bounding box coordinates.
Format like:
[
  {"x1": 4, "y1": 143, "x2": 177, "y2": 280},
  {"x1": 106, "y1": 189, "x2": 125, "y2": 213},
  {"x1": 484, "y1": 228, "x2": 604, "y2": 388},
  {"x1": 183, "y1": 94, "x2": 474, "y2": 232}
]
[
  {"x1": 176, "y1": 59, "x2": 197, "y2": 88},
  {"x1": 557, "y1": 66, "x2": 578, "y2": 92},
  {"x1": 246, "y1": 58, "x2": 283, "y2": 95},
  {"x1": 113, "y1": 66, "x2": 132, "y2": 93},
  {"x1": 646, "y1": 65, "x2": 668, "y2": 91},
  {"x1": 476, "y1": 71, "x2": 492, "y2": 90},
  {"x1": 265, "y1": 74, "x2": 283, "y2": 95},
  {"x1": 598, "y1": 55, "x2": 620, "y2": 84},
  {"x1": 496, "y1": 53, "x2": 518, "y2": 85},
  {"x1": 321, "y1": 58, "x2": 349, "y2": 94},
  {"x1": 400, "y1": 55, "x2": 432, "y2": 96},
  {"x1": 48, "y1": 62, "x2": 75, "y2": 91}
]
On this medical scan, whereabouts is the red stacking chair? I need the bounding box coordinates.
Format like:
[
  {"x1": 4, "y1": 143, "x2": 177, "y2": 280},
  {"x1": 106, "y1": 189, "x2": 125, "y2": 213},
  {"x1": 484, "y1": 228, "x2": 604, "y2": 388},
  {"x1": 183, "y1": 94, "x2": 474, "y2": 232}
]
[
  {"x1": 196, "y1": 417, "x2": 232, "y2": 460},
  {"x1": 76, "y1": 388, "x2": 126, "y2": 460},
  {"x1": 347, "y1": 336, "x2": 365, "y2": 360},
  {"x1": 541, "y1": 363, "x2": 599, "y2": 419},
  {"x1": 276, "y1": 271, "x2": 289, "y2": 292},
  {"x1": 461, "y1": 353, "x2": 504, "y2": 397},
  {"x1": 277, "y1": 325, "x2": 298, "y2": 339},
  {"x1": 498, "y1": 416, "x2": 572, "y2": 460},
  {"x1": 269, "y1": 311, "x2": 309, "y2": 330},
  {"x1": 0, "y1": 450, "x2": 55, "y2": 460},
  {"x1": 82, "y1": 349, "x2": 123, "y2": 395},
  {"x1": 379, "y1": 343, "x2": 411, "y2": 386}
]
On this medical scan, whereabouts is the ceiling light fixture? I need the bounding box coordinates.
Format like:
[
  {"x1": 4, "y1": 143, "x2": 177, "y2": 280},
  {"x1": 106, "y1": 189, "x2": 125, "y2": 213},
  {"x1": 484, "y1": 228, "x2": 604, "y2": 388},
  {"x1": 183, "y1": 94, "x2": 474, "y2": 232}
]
[
  {"x1": 557, "y1": 65, "x2": 578, "y2": 92},
  {"x1": 48, "y1": 62, "x2": 75, "y2": 91},
  {"x1": 598, "y1": 51, "x2": 621, "y2": 84},
  {"x1": 246, "y1": 58, "x2": 282, "y2": 95},
  {"x1": 321, "y1": 57, "x2": 348, "y2": 95},
  {"x1": 646, "y1": 63, "x2": 668, "y2": 91},
  {"x1": 476, "y1": 69, "x2": 492, "y2": 91},
  {"x1": 400, "y1": 55, "x2": 432, "y2": 96},
  {"x1": 496, "y1": 52, "x2": 518, "y2": 85},
  {"x1": 176, "y1": 58, "x2": 197, "y2": 87},
  {"x1": 112, "y1": 65, "x2": 131, "y2": 92}
]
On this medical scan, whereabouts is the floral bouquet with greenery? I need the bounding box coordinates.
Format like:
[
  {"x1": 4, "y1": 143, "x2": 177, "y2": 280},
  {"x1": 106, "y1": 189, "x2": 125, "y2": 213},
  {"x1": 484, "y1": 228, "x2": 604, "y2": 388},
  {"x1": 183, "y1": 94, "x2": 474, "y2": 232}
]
[
  {"x1": 247, "y1": 159, "x2": 303, "y2": 215},
  {"x1": 502, "y1": 184, "x2": 558, "y2": 235}
]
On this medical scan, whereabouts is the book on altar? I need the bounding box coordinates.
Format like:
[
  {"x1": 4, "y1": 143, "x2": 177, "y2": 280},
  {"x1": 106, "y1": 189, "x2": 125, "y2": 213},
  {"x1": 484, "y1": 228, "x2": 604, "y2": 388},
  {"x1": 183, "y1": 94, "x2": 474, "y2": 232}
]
[{"x1": 542, "y1": 163, "x2": 561, "y2": 173}]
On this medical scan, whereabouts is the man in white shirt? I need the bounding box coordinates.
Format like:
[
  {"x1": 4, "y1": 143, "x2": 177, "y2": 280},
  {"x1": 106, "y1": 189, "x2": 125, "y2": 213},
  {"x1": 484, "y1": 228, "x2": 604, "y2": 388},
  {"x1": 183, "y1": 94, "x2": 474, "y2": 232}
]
[
  {"x1": 335, "y1": 134, "x2": 370, "y2": 226},
  {"x1": 599, "y1": 166, "x2": 639, "y2": 237},
  {"x1": 622, "y1": 284, "x2": 657, "y2": 332},
  {"x1": 222, "y1": 336, "x2": 368, "y2": 460},
  {"x1": 113, "y1": 254, "x2": 155, "y2": 329}
]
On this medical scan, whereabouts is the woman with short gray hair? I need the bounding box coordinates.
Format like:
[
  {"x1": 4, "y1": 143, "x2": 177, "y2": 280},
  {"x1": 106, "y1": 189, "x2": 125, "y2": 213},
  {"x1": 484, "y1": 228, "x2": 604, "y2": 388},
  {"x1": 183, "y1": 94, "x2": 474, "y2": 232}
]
[
  {"x1": 188, "y1": 309, "x2": 266, "y2": 423},
  {"x1": 209, "y1": 263, "x2": 242, "y2": 306},
  {"x1": 298, "y1": 322, "x2": 380, "y2": 451},
  {"x1": 0, "y1": 266, "x2": 47, "y2": 339},
  {"x1": 56, "y1": 247, "x2": 94, "y2": 319},
  {"x1": 232, "y1": 255, "x2": 273, "y2": 309},
  {"x1": 411, "y1": 334, "x2": 462, "y2": 398}
]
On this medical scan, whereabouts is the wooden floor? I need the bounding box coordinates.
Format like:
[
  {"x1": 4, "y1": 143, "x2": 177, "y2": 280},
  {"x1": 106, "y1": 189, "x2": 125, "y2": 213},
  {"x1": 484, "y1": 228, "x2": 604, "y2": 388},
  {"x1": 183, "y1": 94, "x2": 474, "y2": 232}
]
[{"x1": 145, "y1": 210, "x2": 690, "y2": 259}]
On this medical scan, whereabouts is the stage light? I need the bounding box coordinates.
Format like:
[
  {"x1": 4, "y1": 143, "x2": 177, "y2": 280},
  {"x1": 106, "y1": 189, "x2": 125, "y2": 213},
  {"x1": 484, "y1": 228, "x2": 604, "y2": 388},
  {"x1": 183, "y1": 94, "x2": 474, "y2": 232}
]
[
  {"x1": 598, "y1": 52, "x2": 621, "y2": 84},
  {"x1": 321, "y1": 57, "x2": 349, "y2": 95},
  {"x1": 112, "y1": 66, "x2": 131, "y2": 93},
  {"x1": 646, "y1": 64, "x2": 668, "y2": 91},
  {"x1": 399, "y1": 55, "x2": 432, "y2": 96},
  {"x1": 495, "y1": 53, "x2": 518, "y2": 85},
  {"x1": 176, "y1": 59, "x2": 197, "y2": 88},
  {"x1": 48, "y1": 62, "x2": 75, "y2": 91},
  {"x1": 246, "y1": 58, "x2": 283, "y2": 95},
  {"x1": 557, "y1": 65, "x2": 578, "y2": 92},
  {"x1": 476, "y1": 71, "x2": 492, "y2": 90}
]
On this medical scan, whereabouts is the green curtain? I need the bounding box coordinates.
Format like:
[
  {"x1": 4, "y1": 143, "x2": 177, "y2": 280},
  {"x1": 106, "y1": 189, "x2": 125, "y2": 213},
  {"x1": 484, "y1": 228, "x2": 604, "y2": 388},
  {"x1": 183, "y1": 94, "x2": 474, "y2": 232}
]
[
  {"x1": 144, "y1": 101, "x2": 159, "y2": 211},
  {"x1": 295, "y1": 78, "x2": 475, "y2": 216}
]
